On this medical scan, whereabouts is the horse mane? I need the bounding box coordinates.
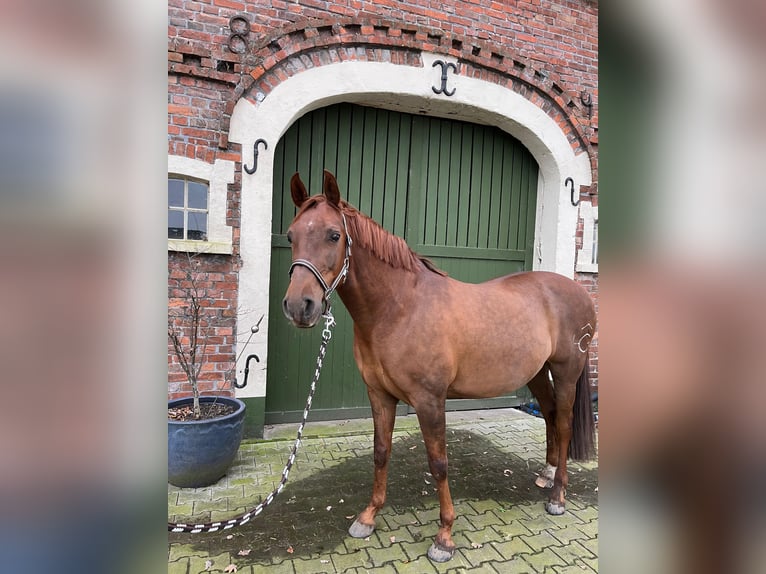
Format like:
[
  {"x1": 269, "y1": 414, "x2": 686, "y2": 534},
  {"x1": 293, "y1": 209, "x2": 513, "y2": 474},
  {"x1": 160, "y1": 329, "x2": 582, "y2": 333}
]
[
  {"x1": 296, "y1": 196, "x2": 446, "y2": 276},
  {"x1": 340, "y1": 201, "x2": 446, "y2": 276}
]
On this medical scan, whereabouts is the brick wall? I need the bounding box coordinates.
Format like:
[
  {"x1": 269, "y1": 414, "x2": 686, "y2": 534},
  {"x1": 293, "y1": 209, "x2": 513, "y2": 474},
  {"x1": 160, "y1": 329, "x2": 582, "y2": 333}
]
[
  {"x1": 168, "y1": 0, "x2": 599, "y2": 400},
  {"x1": 168, "y1": 252, "x2": 238, "y2": 400}
]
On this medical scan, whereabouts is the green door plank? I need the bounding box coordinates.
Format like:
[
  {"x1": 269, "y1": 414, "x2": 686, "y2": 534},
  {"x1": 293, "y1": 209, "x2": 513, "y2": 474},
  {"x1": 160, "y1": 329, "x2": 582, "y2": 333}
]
[
  {"x1": 371, "y1": 108, "x2": 388, "y2": 223},
  {"x1": 456, "y1": 124, "x2": 473, "y2": 248},
  {"x1": 467, "y1": 127, "x2": 484, "y2": 248},
  {"x1": 393, "y1": 114, "x2": 411, "y2": 238},
  {"x1": 477, "y1": 129, "x2": 494, "y2": 248}
]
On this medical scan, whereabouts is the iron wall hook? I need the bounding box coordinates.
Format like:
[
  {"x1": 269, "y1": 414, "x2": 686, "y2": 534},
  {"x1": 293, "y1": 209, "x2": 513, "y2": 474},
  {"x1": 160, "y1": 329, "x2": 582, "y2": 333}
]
[
  {"x1": 566, "y1": 177, "x2": 580, "y2": 206},
  {"x1": 432, "y1": 60, "x2": 458, "y2": 97},
  {"x1": 244, "y1": 138, "x2": 268, "y2": 175}
]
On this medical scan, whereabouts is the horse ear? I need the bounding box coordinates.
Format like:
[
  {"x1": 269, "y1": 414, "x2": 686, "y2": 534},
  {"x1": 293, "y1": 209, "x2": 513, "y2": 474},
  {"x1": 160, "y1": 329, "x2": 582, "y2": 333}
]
[
  {"x1": 323, "y1": 170, "x2": 341, "y2": 207},
  {"x1": 290, "y1": 173, "x2": 308, "y2": 207}
]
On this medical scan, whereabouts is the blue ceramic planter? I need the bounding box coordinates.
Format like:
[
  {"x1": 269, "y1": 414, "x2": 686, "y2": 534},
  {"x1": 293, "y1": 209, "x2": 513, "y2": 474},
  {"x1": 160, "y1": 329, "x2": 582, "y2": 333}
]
[{"x1": 168, "y1": 396, "x2": 246, "y2": 488}]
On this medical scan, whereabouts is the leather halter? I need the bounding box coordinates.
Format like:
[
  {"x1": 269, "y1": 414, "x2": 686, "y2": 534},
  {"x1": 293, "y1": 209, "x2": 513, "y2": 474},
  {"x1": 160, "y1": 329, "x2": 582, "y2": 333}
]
[{"x1": 288, "y1": 211, "x2": 352, "y2": 317}]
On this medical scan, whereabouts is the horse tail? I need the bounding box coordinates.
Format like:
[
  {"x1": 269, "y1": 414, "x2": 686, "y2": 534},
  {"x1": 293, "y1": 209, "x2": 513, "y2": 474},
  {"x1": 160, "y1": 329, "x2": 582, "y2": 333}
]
[{"x1": 569, "y1": 354, "x2": 596, "y2": 461}]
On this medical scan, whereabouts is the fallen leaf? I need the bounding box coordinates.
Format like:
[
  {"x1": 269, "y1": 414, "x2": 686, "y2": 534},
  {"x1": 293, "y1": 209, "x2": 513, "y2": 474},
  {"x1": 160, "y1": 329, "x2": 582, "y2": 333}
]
[
  {"x1": 338, "y1": 498, "x2": 344, "y2": 503},
  {"x1": 424, "y1": 478, "x2": 431, "y2": 485},
  {"x1": 320, "y1": 560, "x2": 330, "y2": 564},
  {"x1": 389, "y1": 536, "x2": 396, "y2": 543},
  {"x1": 421, "y1": 490, "x2": 429, "y2": 495},
  {"x1": 503, "y1": 469, "x2": 513, "y2": 476},
  {"x1": 237, "y1": 549, "x2": 251, "y2": 556},
  {"x1": 471, "y1": 542, "x2": 483, "y2": 549},
  {"x1": 326, "y1": 505, "x2": 332, "y2": 511},
  {"x1": 226, "y1": 535, "x2": 234, "y2": 540},
  {"x1": 345, "y1": 515, "x2": 355, "y2": 520},
  {"x1": 364, "y1": 536, "x2": 370, "y2": 542},
  {"x1": 408, "y1": 445, "x2": 417, "y2": 450},
  {"x1": 224, "y1": 565, "x2": 237, "y2": 573},
  {"x1": 287, "y1": 546, "x2": 294, "y2": 554},
  {"x1": 204, "y1": 559, "x2": 213, "y2": 571}
]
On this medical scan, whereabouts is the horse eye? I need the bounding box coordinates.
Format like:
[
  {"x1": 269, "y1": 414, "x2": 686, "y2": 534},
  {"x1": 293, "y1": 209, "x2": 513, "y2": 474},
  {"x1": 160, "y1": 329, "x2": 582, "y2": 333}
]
[{"x1": 329, "y1": 231, "x2": 341, "y2": 242}]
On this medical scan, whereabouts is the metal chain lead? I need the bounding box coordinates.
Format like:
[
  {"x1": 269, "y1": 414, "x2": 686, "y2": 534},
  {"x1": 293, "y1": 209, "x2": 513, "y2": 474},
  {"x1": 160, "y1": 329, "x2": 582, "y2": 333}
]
[{"x1": 168, "y1": 309, "x2": 337, "y2": 534}]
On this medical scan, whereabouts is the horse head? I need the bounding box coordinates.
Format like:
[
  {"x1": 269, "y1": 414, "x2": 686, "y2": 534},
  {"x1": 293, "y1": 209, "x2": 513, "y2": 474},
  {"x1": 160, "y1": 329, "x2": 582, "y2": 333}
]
[{"x1": 282, "y1": 170, "x2": 351, "y2": 328}]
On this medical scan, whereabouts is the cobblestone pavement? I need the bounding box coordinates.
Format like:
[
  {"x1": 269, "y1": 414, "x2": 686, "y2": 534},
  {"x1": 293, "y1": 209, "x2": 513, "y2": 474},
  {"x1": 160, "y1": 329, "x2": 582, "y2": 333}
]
[{"x1": 169, "y1": 408, "x2": 598, "y2": 573}]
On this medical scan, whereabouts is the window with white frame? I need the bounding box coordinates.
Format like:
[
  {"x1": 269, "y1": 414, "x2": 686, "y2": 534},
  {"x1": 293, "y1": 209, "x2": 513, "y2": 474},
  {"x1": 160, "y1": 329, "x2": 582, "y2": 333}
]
[
  {"x1": 576, "y1": 202, "x2": 598, "y2": 273},
  {"x1": 167, "y1": 156, "x2": 234, "y2": 254},
  {"x1": 168, "y1": 175, "x2": 209, "y2": 241}
]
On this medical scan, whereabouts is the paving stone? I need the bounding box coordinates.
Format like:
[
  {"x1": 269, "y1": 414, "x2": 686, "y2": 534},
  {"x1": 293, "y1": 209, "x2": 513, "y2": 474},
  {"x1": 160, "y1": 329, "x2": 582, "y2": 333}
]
[
  {"x1": 331, "y1": 548, "x2": 369, "y2": 572},
  {"x1": 580, "y1": 556, "x2": 599, "y2": 572},
  {"x1": 292, "y1": 556, "x2": 335, "y2": 573},
  {"x1": 550, "y1": 524, "x2": 590, "y2": 545},
  {"x1": 551, "y1": 540, "x2": 596, "y2": 564},
  {"x1": 520, "y1": 512, "x2": 564, "y2": 535},
  {"x1": 483, "y1": 558, "x2": 535, "y2": 573},
  {"x1": 193, "y1": 499, "x2": 228, "y2": 514},
  {"x1": 544, "y1": 510, "x2": 587, "y2": 529},
  {"x1": 167, "y1": 559, "x2": 189, "y2": 574},
  {"x1": 168, "y1": 503, "x2": 195, "y2": 521},
  {"x1": 465, "y1": 510, "x2": 505, "y2": 530},
  {"x1": 557, "y1": 566, "x2": 593, "y2": 574},
  {"x1": 188, "y1": 552, "x2": 230, "y2": 573},
  {"x1": 391, "y1": 555, "x2": 439, "y2": 573},
  {"x1": 367, "y1": 542, "x2": 408, "y2": 566},
  {"x1": 177, "y1": 489, "x2": 212, "y2": 504},
  {"x1": 492, "y1": 535, "x2": 536, "y2": 560},
  {"x1": 578, "y1": 535, "x2": 598, "y2": 557},
  {"x1": 210, "y1": 485, "x2": 245, "y2": 500},
  {"x1": 491, "y1": 520, "x2": 534, "y2": 540},
  {"x1": 520, "y1": 530, "x2": 561, "y2": 552},
  {"x1": 493, "y1": 504, "x2": 536, "y2": 523},
  {"x1": 569, "y1": 505, "x2": 598, "y2": 523},
  {"x1": 524, "y1": 546, "x2": 567, "y2": 572},
  {"x1": 460, "y1": 540, "x2": 505, "y2": 567},
  {"x1": 399, "y1": 539, "x2": 436, "y2": 562}
]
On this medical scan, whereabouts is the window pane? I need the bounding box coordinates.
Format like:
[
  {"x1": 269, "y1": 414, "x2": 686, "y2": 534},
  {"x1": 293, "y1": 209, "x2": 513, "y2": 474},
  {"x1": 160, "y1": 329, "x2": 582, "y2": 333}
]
[
  {"x1": 168, "y1": 178, "x2": 184, "y2": 207},
  {"x1": 592, "y1": 221, "x2": 598, "y2": 265},
  {"x1": 187, "y1": 212, "x2": 207, "y2": 240},
  {"x1": 168, "y1": 209, "x2": 184, "y2": 239},
  {"x1": 188, "y1": 181, "x2": 208, "y2": 209}
]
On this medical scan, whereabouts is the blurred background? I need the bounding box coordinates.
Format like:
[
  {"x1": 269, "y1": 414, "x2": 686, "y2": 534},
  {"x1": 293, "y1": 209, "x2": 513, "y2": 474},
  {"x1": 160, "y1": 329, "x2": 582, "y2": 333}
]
[
  {"x1": 600, "y1": 1, "x2": 765, "y2": 572},
  {"x1": 0, "y1": 0, "x2": 763, "y2": 572}
]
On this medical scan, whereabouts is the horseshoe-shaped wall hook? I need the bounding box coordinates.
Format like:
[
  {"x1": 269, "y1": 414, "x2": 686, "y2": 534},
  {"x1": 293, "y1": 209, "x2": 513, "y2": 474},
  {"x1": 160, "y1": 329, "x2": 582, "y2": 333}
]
[
  {"x1": 244, "y1": 138, "x2": 268, "y2": 175},
  {"x1": 566, "y1": 177, "x2": 580, "y2": 206}
]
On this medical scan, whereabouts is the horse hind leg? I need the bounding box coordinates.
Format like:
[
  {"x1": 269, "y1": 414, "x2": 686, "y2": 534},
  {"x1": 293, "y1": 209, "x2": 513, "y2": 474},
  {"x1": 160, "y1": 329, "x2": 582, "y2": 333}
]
[
  {"x1": 544, "y1": 360, "x2": 587, "y2": 516},
  {"x1": 349, "y1": 389, "x2": 398, "y2": 539},
  {"x1": 527, "y1": 367, "x2": 559, "y2": 489}
]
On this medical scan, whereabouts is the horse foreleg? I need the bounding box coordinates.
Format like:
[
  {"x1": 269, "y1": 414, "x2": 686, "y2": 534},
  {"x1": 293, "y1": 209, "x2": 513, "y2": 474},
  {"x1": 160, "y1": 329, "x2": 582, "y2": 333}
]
[
  {"x1": 527, "y1": 368, "x2": 559, "y2": 489},
  {"x1": 546, "y1": 364, "x2": 579, "y2": 516},
  {"x1": 415, "y1": 403, "x2": 456, "y2": 563},
  {"x1": 349, "y1": 389, "x2": 397, "y2": 539}
]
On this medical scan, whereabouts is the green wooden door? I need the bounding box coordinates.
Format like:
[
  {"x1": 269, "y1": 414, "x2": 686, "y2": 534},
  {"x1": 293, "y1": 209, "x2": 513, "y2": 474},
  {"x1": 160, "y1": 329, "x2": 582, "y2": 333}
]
[{"x1": 265, "y1": 103, "x2": 537, "y2": 423}]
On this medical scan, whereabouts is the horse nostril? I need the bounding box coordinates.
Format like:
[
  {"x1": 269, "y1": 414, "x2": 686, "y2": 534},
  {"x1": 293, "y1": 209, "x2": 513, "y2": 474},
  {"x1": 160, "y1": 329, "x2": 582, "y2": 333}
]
[
  {"x1": 302, "y1": 297, "x2": 314, "y2": 317},
  {"x1": 282, "y1": 298, "x2": 289, "y2": 313}
]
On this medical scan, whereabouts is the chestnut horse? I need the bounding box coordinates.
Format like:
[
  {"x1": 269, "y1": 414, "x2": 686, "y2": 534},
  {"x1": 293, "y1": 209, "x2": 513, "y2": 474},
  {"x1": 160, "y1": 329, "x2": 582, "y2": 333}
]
[{"x1": 282, "y1": 170, "x2": 596, "y2": 562}]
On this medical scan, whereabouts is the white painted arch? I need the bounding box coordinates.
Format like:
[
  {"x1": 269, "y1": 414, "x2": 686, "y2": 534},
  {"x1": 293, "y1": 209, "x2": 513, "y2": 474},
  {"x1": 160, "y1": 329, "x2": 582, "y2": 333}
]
[{"x1": 229, "y1": 54, "x2": 592, "y2": 400}]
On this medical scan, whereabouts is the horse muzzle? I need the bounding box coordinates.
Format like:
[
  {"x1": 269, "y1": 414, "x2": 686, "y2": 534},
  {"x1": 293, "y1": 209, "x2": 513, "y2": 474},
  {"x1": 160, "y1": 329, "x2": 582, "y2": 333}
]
[{"x1": 282, "y1": 294, "x2": 323, "y2": 328}]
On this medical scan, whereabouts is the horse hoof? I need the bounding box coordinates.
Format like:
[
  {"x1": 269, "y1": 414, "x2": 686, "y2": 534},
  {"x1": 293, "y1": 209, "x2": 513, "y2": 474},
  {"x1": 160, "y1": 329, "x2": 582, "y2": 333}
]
[
  {"x1": 427, "y1": 542, "x2": 455, "y2": 562},
  {"x1": 545, "y1": 501, "x2": 566, "y2": 516},
  {"x1": 348, "y1": 518, "x2": 375, "y2": 538}
]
